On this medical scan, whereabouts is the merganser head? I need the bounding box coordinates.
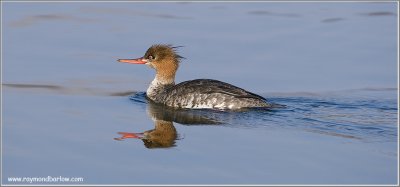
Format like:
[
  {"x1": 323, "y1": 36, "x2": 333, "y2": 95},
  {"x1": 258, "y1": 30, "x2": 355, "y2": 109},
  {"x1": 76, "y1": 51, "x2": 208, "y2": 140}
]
[{"x1": 118, "y1": 44, "x2": 184, "y2": 83}]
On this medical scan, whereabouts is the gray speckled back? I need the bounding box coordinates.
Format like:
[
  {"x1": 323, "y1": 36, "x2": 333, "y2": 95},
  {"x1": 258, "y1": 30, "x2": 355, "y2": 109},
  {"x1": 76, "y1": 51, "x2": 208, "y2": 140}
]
[{"x1": 158, "y1": 79, "x2": 270, "y2": 109}]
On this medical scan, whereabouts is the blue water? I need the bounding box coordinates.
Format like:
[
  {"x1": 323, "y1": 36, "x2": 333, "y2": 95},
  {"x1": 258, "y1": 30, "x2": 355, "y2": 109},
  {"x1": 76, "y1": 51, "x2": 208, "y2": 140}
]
[
  {"x1": 2, "y1": 1, "x2": 398, "y2": 185},
  {"x1": 128, "y1": 89, "x2": 397, "y2": 143}
]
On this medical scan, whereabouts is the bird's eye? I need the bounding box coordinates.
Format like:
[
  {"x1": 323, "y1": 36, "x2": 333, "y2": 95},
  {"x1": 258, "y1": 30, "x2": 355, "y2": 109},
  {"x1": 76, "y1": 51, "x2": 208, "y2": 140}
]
[{"x1": 148, "y1": 55, "x2": 154, "y2": 60}]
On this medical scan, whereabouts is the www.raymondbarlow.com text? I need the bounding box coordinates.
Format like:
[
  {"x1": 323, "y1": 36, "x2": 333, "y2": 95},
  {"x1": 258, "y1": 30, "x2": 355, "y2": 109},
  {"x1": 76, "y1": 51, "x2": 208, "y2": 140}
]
[{"x1": 7, "y1": 176, "x2": 84, "y2": 183}]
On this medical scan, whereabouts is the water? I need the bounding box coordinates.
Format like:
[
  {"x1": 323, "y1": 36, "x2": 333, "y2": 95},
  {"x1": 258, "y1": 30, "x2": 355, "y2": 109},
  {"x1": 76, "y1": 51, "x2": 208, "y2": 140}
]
[
  {"x1": 2, "y1": 2, "x2": 398, "y2": 185},
  {"x1": 126, "y1": 90, "x2": 397, "y2": 144}
]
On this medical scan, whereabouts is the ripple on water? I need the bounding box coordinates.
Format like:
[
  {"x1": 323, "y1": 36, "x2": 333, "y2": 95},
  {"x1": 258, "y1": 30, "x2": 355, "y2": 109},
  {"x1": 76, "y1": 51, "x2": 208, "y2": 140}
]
[{"x1": 128, "y1": 89, "x2": 398, "y2": 142}]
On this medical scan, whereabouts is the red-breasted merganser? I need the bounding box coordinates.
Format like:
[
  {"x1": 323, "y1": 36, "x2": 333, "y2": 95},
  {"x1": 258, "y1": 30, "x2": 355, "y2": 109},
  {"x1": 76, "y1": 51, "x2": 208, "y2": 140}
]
[{"x1": 118, "y1": 44, "x2": 270, "y2": 110}]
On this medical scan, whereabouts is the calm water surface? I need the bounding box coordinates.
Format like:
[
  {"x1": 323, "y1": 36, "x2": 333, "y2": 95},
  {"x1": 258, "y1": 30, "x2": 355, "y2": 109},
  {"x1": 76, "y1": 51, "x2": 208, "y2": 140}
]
[{"x1": 2, "y1": 2, "x2": 398, "y2": 185}]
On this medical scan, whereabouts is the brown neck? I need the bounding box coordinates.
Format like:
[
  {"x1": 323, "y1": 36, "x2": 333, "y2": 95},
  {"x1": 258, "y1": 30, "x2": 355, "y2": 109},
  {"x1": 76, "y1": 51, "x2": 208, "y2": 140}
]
[
  {"x1": 155, "y1": 59, "x2": 178, "y2": 85},
  {"x1": 155, "y1": 70, "x2": 176, "y2": 85}
]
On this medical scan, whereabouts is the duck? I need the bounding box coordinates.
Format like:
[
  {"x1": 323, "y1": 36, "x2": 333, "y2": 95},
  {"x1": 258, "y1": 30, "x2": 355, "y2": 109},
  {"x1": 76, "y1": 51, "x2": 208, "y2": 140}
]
[{"x1": 118, "y1": 44, "x2": 270, "y2": 110}]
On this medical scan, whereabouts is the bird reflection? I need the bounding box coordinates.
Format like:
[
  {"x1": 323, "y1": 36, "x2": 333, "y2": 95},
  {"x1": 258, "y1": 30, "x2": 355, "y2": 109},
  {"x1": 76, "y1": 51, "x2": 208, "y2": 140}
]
[
  {"x1": 115, "y1": 120, "x2": 177, "y2": 148},
  {"x1": 114, "y1": 99, "x2": 220, "y2": 149}
]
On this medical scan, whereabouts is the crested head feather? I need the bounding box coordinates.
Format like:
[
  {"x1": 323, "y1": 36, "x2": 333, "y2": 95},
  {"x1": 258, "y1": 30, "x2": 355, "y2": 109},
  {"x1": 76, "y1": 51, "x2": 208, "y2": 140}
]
[{"x1": 147, "y1": 44, "x2": 185, "y2": 62}]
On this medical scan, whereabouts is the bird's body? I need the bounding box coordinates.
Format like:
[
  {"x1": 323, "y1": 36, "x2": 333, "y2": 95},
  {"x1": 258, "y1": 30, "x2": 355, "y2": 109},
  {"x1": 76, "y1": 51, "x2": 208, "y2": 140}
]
[
  {"x1": 148, "y1": 79, "x2": 269, "y2": 109},
  {"x1": 118, "y1": 44, "x2": 270, "y2": 110}
]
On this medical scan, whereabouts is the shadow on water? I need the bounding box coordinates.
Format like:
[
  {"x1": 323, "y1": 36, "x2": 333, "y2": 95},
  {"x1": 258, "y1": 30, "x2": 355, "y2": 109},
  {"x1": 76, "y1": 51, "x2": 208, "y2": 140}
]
[
  {"x1": 114, "y1": 92, "x2": 285, "y2": 149},
  {"x1": 321, "y1": 17, "x2": 345, "y2": 23},
  {"x1": 3, "y1": 83, "x2": 136, "y2": 96},
  {"x1": 114, "y1": 93, "x2": 222, "y2": 149},
  {"x1": 116, "y1": 89, "x2": 398, "y2": 148},
  {"x1": 359, "y1": 11, "x2": 397, "y2": 17},
  {"x1": 247, "y1": 10, "x2": 301, "y2": 18},
  {"x1": 8, "y1": 13, "x2": 99, "y2": 28},
  {"x1": 113, "y1": 100, "x2": 220, "y2": 149}
]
